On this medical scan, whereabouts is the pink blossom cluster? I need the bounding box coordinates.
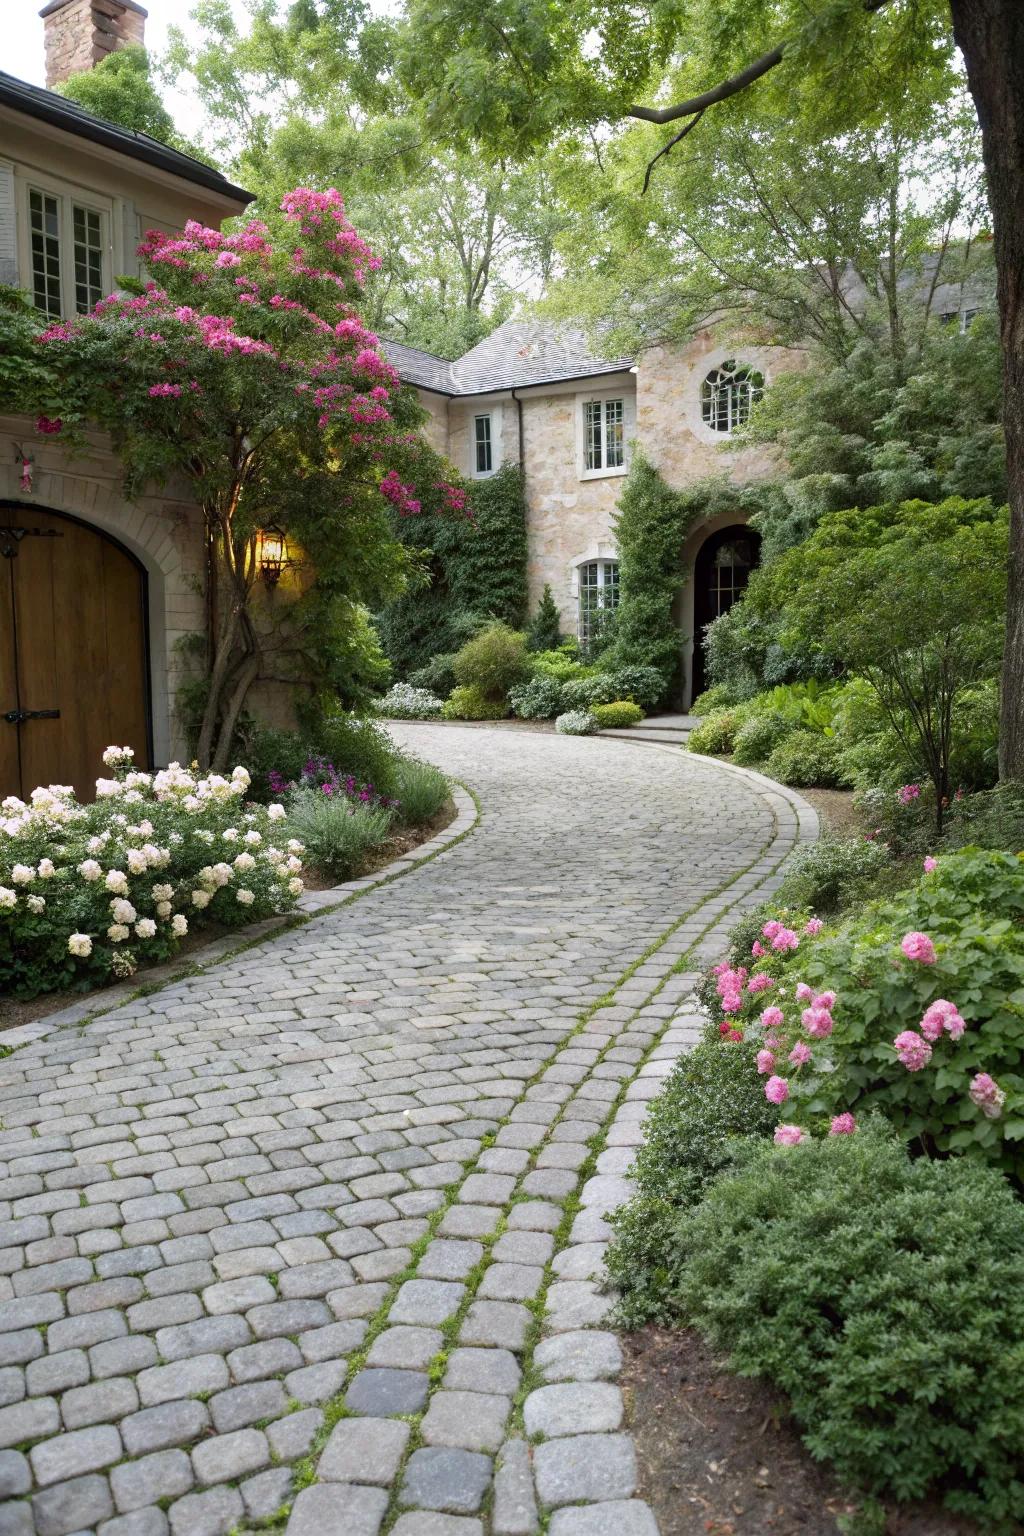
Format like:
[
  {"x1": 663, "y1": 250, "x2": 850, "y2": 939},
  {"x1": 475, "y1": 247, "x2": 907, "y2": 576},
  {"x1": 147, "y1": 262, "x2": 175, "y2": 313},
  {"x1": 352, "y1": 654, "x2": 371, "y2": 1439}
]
[
  {"x1": 379, "y1": 469, "x2": 422, "y2": 518},
  {"x1": 898, "y1": 783, "x2": 921, "y2": 805},
  {"x1": 279, "y1": 188, "x2": 381, "y2": 284},
  {"x1": 713, "y1": 962, "x2": 748, "y2": 1015},
  {"x1": 893, "y1": 1029, "x2": 932, "y2": 1071},
  {"x1": 901, "y1": 930, "x2": 937, "y2": 964},
  {"x1": 919, "y1": 998, "x2": 965, "y2": 1042},
  {"x1": 969, "y1": 1072, "x2": 1005, "y2": 1119},
  {"x1": 761, "y1": 918, "x2": 800, "y2": 952}
]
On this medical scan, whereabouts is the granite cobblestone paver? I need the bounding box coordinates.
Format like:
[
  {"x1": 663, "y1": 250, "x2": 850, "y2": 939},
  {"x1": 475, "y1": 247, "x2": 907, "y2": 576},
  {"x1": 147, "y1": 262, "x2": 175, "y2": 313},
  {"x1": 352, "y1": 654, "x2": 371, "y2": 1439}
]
[{"x1": 0, "y1": 725, "x2": 815, "y2": 1535}]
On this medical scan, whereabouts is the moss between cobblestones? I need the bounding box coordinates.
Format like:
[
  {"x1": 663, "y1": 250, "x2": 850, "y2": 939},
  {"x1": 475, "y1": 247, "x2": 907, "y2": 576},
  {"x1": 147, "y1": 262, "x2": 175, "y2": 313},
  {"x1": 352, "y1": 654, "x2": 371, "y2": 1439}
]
[{"x1": 267, "y1": 800, "x2": 792, "y2": 1534}]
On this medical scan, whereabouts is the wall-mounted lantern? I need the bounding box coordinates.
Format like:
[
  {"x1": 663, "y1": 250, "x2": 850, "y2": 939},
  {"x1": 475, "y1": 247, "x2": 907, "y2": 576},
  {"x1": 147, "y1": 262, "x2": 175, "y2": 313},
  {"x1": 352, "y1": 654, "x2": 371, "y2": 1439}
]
[{"x1": 255, "y1": 524, "x2": 289, "y2": 588}]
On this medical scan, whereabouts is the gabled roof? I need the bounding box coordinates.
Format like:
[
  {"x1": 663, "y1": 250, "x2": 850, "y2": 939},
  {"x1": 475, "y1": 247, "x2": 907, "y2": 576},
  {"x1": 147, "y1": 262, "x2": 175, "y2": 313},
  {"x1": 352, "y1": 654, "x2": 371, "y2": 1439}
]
[
  {"x1": 383, "y1": 319, "x2": 635, "y2": 397},
  {"x1": 0, "y1": 70, "x2": 252, "y2": 206}
]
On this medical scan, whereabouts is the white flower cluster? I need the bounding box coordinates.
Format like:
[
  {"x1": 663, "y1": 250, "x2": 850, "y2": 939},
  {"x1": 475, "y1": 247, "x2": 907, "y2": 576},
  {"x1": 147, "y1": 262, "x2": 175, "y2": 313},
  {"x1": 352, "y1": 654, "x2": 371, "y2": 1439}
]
[
  {"x1": 1, "y1": 749, "x2": 303, "y2": 994},
  {"x1": 377, "y1": 683, "x2": 444, "y2": 720}
]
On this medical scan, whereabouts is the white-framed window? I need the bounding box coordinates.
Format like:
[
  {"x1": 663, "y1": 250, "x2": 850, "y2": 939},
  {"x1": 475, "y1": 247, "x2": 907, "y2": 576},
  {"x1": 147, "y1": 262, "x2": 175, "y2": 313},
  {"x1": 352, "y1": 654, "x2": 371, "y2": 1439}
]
[
  {"x1": 584, "y1": 397, "x2": 624, "y2": 471},
  {"x1": 474, "y1": 413, "x2": 493, "y2": 475},
  {"x1": 700, "y1": 360, "x2": 764, "y2": 434},
  {"x1": 576, "y1": 389, "x2": 634, "y2": 480},
  {"x1": 23, "y1": 176, "x2": 111, "y2": 319},
  {"x1": 578, "y1": 558, "x2": 620, "y2": 646}
]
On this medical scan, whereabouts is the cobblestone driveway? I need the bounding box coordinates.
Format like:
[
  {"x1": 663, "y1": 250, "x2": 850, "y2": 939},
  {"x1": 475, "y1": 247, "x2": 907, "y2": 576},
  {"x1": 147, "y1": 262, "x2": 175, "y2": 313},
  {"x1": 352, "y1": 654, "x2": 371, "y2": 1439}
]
[{"x1": 0, "y1": 726, "x2": 814, "y2": 1536}]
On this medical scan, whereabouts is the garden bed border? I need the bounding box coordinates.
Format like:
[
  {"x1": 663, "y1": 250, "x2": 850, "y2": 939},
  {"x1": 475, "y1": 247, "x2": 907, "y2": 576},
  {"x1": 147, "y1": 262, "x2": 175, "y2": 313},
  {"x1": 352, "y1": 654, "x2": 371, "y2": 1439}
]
[{"x1": 1, "y1": 785, "x2": 478, "y2": 1053}]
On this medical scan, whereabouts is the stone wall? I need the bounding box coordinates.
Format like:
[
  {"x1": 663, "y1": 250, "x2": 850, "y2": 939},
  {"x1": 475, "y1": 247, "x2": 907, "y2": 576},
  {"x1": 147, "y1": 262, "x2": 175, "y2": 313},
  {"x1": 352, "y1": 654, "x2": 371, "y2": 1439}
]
[{"x1": 41, "y1": 0, "x2": 147, "y2": 88}]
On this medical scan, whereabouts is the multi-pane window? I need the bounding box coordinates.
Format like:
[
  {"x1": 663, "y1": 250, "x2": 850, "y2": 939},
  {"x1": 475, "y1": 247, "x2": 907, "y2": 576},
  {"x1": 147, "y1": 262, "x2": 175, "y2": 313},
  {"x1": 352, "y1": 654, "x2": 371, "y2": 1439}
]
[
  {"x1": 700, "y1": 360, "x2": 764, "y2": 434},
  {"x1": 28, "y1": 186, "x2": 107, "y2": 318},
  {"x1": 584, "y1": 398, "x2": 625, "y2": 471},
  {"x1": 29, "y1": 189, "x2": 61, "y2": 317},
  {"x1": 578, "y1": 559, "x2": 620, "y2": 646},
  {"x1": 708, "y1": 538, "x2": 756, "y2": 619},
  {"x1": 474, "y1": 414, "x2": 493, "y2": 475},
  {"x1": 73, "y1": 205, "x2": 104, "y2": 313}
]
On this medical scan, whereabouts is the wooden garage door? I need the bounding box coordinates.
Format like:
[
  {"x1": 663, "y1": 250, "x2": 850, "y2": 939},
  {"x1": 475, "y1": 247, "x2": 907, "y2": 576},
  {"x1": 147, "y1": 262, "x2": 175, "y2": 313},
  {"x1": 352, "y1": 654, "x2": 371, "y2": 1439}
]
[{"x1": 0, "y1": 507, "x2": 151, "y2": 802}]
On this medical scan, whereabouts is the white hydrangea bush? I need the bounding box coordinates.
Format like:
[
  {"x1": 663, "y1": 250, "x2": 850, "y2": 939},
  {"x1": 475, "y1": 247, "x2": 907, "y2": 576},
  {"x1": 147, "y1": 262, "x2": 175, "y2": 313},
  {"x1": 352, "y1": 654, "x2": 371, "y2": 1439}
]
[
  {"x1": 1, "y1": 746, "x2": 304, "y2": 999},
  {"x1": 555, "y1": 710, "x2": 599, "y2": 736},
  {"x1": 376, "y1": 684, "x2": 443, "y2": 719}
]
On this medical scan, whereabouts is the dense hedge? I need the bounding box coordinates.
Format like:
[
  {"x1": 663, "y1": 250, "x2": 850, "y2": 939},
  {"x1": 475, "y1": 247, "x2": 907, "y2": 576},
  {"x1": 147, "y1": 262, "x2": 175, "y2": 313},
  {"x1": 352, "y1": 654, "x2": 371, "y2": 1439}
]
[{"x1": 378, "y1": 462, "x2": 528, "y2": 676}]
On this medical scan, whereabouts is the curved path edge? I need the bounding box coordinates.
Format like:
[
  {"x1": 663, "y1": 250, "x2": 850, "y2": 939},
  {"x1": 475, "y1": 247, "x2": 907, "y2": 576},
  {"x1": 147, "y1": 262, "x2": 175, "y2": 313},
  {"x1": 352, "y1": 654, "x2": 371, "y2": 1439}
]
[
  {"x1": 283, "y1": 732, "x2": 818, "y2": 1536},
  {"x1": 1, "y1": 788, "x2": 480, "y2": 1054}
]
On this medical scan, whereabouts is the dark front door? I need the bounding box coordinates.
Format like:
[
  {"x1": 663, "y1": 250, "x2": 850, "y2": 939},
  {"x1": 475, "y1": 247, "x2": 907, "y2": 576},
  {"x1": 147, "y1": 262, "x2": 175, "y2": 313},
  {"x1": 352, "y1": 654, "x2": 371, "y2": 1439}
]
[
  {"x1": 691, "y1": 524, "x2": 760, "y2": 703},
  {"x1": 1, "y1": 505, "x2": 151, "y2": 801}
]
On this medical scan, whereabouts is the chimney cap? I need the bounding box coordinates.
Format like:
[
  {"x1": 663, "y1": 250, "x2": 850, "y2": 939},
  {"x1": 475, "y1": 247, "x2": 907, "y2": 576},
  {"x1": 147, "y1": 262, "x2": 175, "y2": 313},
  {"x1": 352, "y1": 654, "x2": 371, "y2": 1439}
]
[{"x1": 39, "y1": 0, "x2": 149, "y2": 18}]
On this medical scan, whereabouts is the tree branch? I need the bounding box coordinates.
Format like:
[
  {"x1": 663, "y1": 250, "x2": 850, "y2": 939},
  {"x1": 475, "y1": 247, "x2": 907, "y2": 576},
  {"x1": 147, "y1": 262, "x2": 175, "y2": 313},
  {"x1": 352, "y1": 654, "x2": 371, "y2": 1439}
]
[{"x1": 630, "y1": 0, "x2": 895, "y2": 189}]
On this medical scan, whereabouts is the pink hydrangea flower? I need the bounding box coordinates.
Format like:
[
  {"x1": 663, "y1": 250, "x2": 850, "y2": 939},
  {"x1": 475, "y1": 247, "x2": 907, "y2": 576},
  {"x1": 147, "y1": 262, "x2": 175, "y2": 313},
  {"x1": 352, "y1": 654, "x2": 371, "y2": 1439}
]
[
  {"x1": 805, "y1": 917, "x2": 823, "y2": 936},
  {"x1": 725, "y1": 1027, "x2": 744, "y2": 1043},
  {"x1": 747, "y1": 972, "x2": 774, "y2": 995},
  {"x1": 774, "y1": 1124, "x2": 806, "y2": 1146},
  {"x1": 720, "y1": 992, "x2": 743, "y2": 1014},
  {"x1": 789, "y1": 1041, "x2": 812, "y2": 1066},
  {"x1": 920, "y1": 998, "x2": 965, "y2": 1042},
  {"x1": 923, "y1": 856, "x2": 937, "y2": 873},
  {"x1": 762, "y1": 920, "x2": 782, "y2": 940},
  {"x1": 771, "y1": 928, "x2": 800, "y2": 953},
  {"x1": 764, "y1": 1075, "x2": 789, "y2": 1105},
  {"x1": 901, "y1": 931, "x2": 937, "y2": 964},
  {"x1": 756, "y1": 1049, "x2": 775, "y2": 1075},
  {"x1": 899, "y1": 783, "x2": 921, "y2": 804},
  {"x1": 760, "y1": 1005, "x2": 785, "y2": 1029},
  {"x1": 829, "y1": 1113, "x2": 857, "y2": 1135},
  {"x1": 751, "y1": 940, "x2": 767, "y2": 958},
  {"x1": 795, "y1": 982, "x2": 813, "y2": 1003},
  {"x1": 894, "y1": 1029, "x2": 932, "y2": 1071},
  {"x1": 802, "y1": 1006, "x2": 833, "y2": 1039},
  {"x1": 969, "y1": 1072, "x2": 1006, "y2": 1119},
  {"x1": 814, "y1": 991, "x2": 836, "y2": 1009}
]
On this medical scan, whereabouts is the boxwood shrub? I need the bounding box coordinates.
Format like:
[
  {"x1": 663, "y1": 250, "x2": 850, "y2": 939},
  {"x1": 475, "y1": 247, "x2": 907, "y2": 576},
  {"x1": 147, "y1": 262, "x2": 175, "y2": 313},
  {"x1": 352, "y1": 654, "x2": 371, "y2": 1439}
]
[
  {"x1": 673, "y1": 1126, "x2": 1024, "y2": 1526},
  {"x1": 593, "y1": 701, "x2": 645, "y2": 729}
]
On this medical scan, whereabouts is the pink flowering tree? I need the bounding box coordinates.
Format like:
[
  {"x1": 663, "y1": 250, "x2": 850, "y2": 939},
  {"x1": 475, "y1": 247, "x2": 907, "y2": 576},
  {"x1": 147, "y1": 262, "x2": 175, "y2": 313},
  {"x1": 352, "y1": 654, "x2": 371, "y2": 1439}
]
[{"x1": 15, "y1": 188, "x2": 466, "y2": 769}]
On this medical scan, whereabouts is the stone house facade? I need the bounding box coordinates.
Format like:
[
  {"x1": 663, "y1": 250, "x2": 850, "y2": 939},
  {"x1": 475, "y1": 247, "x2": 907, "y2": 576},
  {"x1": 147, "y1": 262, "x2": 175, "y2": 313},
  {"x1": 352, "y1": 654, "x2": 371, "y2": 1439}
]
[
  {"x1": 0, "y1": 1, "x2": 253, "y2": 798},
  {"x1": 384, "y1": 324, "x2": 805, "y2": 707}
]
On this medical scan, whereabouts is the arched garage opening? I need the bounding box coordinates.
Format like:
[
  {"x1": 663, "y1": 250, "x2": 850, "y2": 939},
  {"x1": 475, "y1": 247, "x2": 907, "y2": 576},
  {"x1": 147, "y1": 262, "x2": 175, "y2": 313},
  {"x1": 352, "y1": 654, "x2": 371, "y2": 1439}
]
[{"x1": 0, "y1": 503, "x2": 152, "y2": 800}]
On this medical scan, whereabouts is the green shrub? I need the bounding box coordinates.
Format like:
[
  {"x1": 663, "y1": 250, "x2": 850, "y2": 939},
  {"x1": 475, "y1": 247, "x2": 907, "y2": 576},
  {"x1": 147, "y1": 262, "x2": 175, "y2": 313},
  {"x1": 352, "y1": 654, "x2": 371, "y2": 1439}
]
[
  {"x1": 607, "y1": 1039, "x2": 778, "y2": 1325},
  {"x1": 452, "y1": 622, "x2": 531, "y2": 701},
  {"x1": 687, "y1": 710, "x2": 741, "y2": 755},
  {"x1": 239, "y1": 724, "x2": 310, "y2": 801},
  {"x1": 559, "y1": 674, "x2": 620, "y2": 710},
  {"x1": 509, "y1": 676, "x2": 564, "y2": 719},
  {"x1": 691, "y1": 684, "x2": 738, "y2": 715},
  {"x1": 315, "y1": 713, "x2": 403, "y2": 798},
  {"x1": 763, "y1": 729, "x2": 844, "y2": 787},
  {"x1": 602, "y1": 664, "x2": 664, "y2": 709},
  {"x1": 527, "y1": 583, "x2": 563, "y2": 651},
  {"x1": 943, "y1": 780, "x2": 1024, "y2": 853},
  {"x1": 284, "y1": 791, "x2": 395, "y2": 880},
  {"x1": 531, "y1": 652, "x2": 589, "y2": 684},
  {"x1": 407, "y1": 652, "x2": 458, "y2": 698},
  {"x1": 775, "y1": 836, "x2": 891, "y2": 916},
  {"x1": 555, "y1": 710, "x2": 598, "y2": 735},
  {"x1": 673, "y1": 1127, "x2": 1024, "y2": 1525},
  {"x1": 732, "y1": 710, "x2": 796, "y2": 766},
  {"x1": 442, "y1": 685, "x2": 508, "y2": 721},
  {"x1": 374, "y1": 684, "x2": 443, "y2": 721},
  {"x1": 393, "y1": 757, "x2": 450, "y2": 825},
  {"x1": 592, "y1": 701, "x2": 645, "y2": 729}
]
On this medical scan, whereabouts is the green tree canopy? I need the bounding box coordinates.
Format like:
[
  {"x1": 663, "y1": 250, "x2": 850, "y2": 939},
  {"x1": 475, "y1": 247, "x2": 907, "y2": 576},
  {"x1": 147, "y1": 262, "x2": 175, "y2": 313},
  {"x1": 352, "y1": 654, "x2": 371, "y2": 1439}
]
[{"x1": 56, "y1": 45, "x2": 206, "y2": 161}]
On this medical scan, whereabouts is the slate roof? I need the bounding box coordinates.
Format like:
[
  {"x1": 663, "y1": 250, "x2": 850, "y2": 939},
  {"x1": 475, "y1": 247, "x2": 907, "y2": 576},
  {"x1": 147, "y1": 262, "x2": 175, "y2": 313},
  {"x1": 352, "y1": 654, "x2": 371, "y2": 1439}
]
[
  {"x1": 383, "y1": 319, "x2": 635, "y2": 397},
  {"x1": 0, "y1": 70, "x2": 252, "y2": 205}
]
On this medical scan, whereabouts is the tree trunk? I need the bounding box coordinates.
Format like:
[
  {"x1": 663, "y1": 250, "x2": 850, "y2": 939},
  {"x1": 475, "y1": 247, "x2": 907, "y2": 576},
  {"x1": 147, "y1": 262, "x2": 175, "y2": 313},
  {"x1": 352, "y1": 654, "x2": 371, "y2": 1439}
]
[{"x1": 949, "y1": 0, "x2": 1024, "y2": 779}]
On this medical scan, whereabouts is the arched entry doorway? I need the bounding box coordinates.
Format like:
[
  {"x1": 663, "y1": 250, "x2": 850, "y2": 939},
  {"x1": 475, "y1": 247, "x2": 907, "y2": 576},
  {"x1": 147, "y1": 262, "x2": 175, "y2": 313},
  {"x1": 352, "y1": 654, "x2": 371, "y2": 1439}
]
[
  {"x1": 691, "y1": 523, "x2": 761, "y2": 702},
  {"x1": 1, "y1": 504, "x2": 151, "y2": 800}
]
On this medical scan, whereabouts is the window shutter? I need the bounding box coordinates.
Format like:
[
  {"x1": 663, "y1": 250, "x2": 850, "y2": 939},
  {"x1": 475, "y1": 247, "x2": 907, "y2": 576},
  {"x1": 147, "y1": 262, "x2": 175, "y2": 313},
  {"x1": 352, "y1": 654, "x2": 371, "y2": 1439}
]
[
  {"x1": 0, "y1": 164, "x2": 19, "y2": 287},
  {"x1": 120, "y1": 198, "x2": 140, "y2": 279}
]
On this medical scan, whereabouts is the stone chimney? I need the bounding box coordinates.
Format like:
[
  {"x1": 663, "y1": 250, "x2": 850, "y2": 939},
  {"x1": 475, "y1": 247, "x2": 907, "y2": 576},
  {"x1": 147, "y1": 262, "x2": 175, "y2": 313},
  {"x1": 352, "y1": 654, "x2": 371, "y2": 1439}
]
[{"x1": 39, "y1": 0, "x2": 148, "y2": 89}]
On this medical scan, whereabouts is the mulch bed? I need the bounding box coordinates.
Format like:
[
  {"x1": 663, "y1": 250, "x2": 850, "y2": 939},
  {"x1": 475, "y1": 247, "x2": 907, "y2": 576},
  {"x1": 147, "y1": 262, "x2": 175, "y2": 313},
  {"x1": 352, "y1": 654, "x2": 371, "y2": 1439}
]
[{"x1": 622, "y1": 1327, "x2": 986, "y2": 1536}]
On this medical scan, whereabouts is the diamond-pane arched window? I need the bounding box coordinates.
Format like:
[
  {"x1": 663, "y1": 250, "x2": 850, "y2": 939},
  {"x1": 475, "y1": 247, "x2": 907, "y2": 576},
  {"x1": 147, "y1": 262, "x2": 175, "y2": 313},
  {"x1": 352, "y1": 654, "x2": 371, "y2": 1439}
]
[{"x1": 701, "y1": 360, "x2": 764, "y2": 434}]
